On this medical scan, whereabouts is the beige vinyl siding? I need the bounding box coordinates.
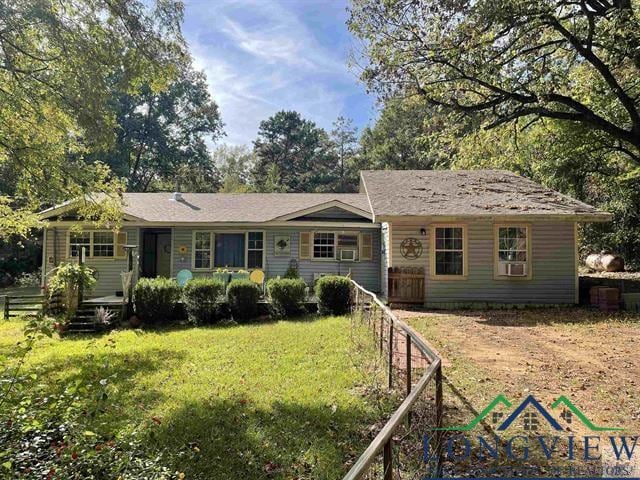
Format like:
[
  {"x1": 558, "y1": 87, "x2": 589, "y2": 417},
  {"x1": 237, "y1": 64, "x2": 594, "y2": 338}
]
[
  {"x1": 43, "y1": 226, "x2": 139, "y2": 298},
  {"x1": 389, "y1": 219, "x2": 576, "y2": 305}
]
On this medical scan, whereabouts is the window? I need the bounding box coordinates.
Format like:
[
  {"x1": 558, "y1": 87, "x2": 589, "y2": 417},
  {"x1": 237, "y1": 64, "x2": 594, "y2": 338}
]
[
  {"x1": 313, "y1": 232, "x2": 335, "y2": 259},
  {"x1": 194, "y1": 232, "x2": 212, "y2": 269},
  {"x1": 92, "y1": 231, "x2": 114, "y2": 257},
  {"x1": 337, "y1": 233, "x2": 358, "y2": 261},
  {"x1": 247, "y1": 232, "x2": 264, "y2": 269},
  {"x1": 214, "y1": 233, "x2": 245, "y2": 268},
  {"x1": 496, "y1": 226, "x2": 530, "y2": 278},
  {"x1": 69, "y1": 232, "x2": 91, "y2": 258},
  {"x1": 433, "y1": 226, "x2": 466, "y2": 277}
]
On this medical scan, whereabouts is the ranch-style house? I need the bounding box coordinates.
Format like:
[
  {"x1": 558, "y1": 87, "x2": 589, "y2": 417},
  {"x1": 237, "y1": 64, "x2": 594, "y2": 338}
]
[{"x1": 39, "y1": 170, "x2": 611, "y2": 307}]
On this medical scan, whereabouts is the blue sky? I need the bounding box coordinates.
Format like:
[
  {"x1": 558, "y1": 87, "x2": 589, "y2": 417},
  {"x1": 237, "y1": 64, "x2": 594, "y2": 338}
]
[{"x1": 182, "y1": 0, "x2": 377, "y2": 146}]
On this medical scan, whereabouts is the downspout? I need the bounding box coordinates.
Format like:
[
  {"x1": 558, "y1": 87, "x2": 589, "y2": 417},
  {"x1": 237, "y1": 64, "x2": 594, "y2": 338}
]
[{"x1": 41, "y1": 228, "x2": 47, "y2": 289}]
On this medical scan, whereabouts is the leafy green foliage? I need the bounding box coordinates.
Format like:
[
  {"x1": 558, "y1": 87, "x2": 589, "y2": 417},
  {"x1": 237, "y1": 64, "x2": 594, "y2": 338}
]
[
  {"x1": 182, "y1": 278, "x2": 226, "y2": 325},
  {"x1": 252, "y1": 110, "x2": 338, "y2": 192},
  {"x1": 226, "y1": 279, "x2": 261, "y2": 322},
  {"x1": 349, "y1": 0, "x2": 640, "y2": 163},
  {"x1": 99, "y1": 66, "x2": 224, "y2": 192},
  {"x1": 0, "y1": 317, "x2": 175, "y2": 478},
  {"x1": 133, "y1": 277, "x2": 181, "y2": 324},
  {"x1": 315, "y1": 276, "x2": 352, "y2": 316},
  {"x1": 48, "y1": 263, "x2": 96, "y2": 321},
  {"x1": 266, "y1": 278, "x2": 307, "y2": 318},
  {"x1": 0, "y1": 0, "x2": 185, "y2": 236}
]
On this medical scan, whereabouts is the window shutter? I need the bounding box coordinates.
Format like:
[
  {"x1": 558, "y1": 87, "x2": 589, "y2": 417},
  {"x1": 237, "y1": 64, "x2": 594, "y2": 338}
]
[
  {"x1": 361, "y1": 233, "x2": 373, "y2": 261},
  {"x1": 300, "y1": 232, "x2": 311, "y2": 259},
  {"x1": 116, "y1": 231, "x2": 128, "y2": 258}
]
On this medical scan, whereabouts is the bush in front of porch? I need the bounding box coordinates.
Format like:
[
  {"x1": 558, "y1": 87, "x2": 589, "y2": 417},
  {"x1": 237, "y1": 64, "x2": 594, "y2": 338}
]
[{"x1": 182, "y1": 278, "x2": 226, "y2": 325}]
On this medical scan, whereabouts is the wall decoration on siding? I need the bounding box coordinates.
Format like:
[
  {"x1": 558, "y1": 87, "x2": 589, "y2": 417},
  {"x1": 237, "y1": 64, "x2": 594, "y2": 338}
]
[
  {"x1": 400, "y1": 238, "x2": 423, "y2": 260},
  {"x1": 178, "y1": 245, "x2": 188, "y2": 254},
  {"x1": 274, "y1": 235, "x2": 291, "y2": 256}
]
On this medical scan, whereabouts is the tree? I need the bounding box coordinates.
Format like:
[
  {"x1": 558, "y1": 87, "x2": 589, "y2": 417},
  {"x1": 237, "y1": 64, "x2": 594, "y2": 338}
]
[
  {"x1": 100, "y1": 66, "x2": 223, "y2": 192},
  {"x1": 252, "y1": 111, "x2": 337, "y2": 192},
  {"x1": 0, "y1": 0, "x2": 185, "y2": 237},
  {"x1": 359, "y1": 97, "x2": 453, "y2": 171},
  {"x1": 451, "y1": 117, "x2": 640, "y2": 267},
  {"x1": 329, "y1": 116, "x2": 359, "y2": 192},
  {"x1": 213, "y1": 145, "x2": 255, "y2": 193},
  {"x1": 348, "y1": 0, "x2": 640, "y2": 165}
]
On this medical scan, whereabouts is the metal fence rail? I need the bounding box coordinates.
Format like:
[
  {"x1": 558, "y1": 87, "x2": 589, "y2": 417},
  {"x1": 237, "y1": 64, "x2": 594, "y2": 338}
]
[{"x1": 345, "y1": 281, "x2": 444, "y2": 480}]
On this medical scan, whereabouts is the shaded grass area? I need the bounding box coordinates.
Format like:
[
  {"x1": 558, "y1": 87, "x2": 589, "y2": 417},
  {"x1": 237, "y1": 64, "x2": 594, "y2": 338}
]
[{"x1": 0, "y1": 316, "x2": 385, "y2": 479}]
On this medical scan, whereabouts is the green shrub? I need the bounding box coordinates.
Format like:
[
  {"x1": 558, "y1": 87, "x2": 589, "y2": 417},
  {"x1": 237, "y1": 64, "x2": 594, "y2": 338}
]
[
  {"x1": 226, "y1": 279, "x2": 261, "y2": 322},
  {"x1": 283, "y1": 265, "x2": 299, "y2": 279},
  {"x1": 315, "y1": 276, "x2": 352, "y2": 315},
  {"x1": 182, "y1": 277, "x2": 226, "y2": 325},
  {"x1": 133, "y1": 277, "x2": 181, "y2": 324},
  {"x1": 266, "y1": 278, "x2": 307, "y2": 318}
]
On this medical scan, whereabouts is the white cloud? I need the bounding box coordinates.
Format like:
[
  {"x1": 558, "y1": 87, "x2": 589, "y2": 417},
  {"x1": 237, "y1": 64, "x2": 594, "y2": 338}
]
[{"x1": 183, "y1": 0, "x2": 370, "y2": 146}]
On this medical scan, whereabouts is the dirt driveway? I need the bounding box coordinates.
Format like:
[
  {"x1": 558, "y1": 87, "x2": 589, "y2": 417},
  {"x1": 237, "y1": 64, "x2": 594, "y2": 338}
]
[{"x1": 398, "y1": 308, "x2": 640, "y2": 476}]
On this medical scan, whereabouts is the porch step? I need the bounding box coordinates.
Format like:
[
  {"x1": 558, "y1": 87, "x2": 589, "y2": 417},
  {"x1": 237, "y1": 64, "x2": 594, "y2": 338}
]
[{"x1": 66, "y1": 302, "x2": 123, "y2": 334}]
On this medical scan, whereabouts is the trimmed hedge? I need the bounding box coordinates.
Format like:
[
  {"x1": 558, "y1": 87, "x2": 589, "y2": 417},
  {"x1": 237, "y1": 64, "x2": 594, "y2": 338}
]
[
  {"x1": 134, "y1": 277, "x2": 181, "y2": 324},
  {"x1": 315, "y1": 275, "x2": 352, "y2": 316},
  {"x1": 227, "y1": 279, "x2": 261, "y2": 322},
  {"x1": 182, "y1": 277, "x2": 226, "y2": 325},
  {"x1": 266, "y1": 278, "x2": 307, "y2": 318}
]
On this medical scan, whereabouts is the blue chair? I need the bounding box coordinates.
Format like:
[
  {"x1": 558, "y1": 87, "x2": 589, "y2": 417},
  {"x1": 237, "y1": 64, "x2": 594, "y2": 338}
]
[{"x1": 176, "y1": 269, "x2": 193, "y2": 287}]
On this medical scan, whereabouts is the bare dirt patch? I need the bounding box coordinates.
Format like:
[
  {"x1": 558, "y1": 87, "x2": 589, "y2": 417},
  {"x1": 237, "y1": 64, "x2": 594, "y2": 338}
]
[{"x1": 399, "y1": 308, "x2": 640, "y2": 476}]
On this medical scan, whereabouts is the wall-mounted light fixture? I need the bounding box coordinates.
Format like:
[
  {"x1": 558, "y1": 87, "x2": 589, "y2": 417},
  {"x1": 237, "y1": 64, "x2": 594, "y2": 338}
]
[{"x1": 420, "y1": 228, "x2": 427, "y2": 236}]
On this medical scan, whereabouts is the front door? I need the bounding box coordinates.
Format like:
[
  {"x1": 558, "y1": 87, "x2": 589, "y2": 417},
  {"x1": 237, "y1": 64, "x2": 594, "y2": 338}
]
[{"x1": 141, "y1": 229, "x2": 172, "y2": 278}]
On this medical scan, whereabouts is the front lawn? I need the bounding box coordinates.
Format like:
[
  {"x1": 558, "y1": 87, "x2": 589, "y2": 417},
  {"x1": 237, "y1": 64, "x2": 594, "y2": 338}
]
[{"x1": 0, "y1": 316, "x2": 383, "y2": 479}]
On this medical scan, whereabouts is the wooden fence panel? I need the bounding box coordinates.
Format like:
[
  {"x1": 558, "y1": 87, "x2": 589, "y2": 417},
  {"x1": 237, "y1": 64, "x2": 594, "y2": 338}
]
[{"x1": 388, "y1": 267, "x2": 425, "y2": 303}]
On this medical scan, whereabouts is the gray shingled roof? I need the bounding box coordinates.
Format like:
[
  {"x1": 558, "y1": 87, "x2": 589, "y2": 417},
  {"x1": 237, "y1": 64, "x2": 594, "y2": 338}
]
[
  {"x1": 360, "y1": 170, "x2": 611, "y2": 220},
  {"x1": 119, "y1": 193, "x2": 371, "y2": 222}
]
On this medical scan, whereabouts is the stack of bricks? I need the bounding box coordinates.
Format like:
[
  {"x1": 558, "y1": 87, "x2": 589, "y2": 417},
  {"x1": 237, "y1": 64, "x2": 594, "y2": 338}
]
[{"x1": 589, "y1": 286, "x2": 620, "y2": 312}]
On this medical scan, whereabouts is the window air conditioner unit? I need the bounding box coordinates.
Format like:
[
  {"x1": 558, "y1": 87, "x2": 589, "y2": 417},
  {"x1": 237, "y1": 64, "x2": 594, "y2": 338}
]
[
  {"x1": 499, "y1": 262, "x2": 527, "y2": 277},
  {"x1": 340, "y1": 249, "x2": 357, "y2": 261}
]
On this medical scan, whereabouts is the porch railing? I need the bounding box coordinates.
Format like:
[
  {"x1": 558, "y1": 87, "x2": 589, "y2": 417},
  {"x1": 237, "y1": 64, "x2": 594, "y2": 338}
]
[
  {"x1": 388, "y1": 267, "x2": 425, "y2": 303},
  {"x1": 345, "y1": 280, "x2": 443, "y2": 479}
]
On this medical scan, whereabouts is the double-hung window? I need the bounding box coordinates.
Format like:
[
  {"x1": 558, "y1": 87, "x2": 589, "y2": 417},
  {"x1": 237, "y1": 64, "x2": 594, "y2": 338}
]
[
  {"x1": 92, "y1": 232, "x2": 114, "y2": 257},
  {"x1": 193, "y1": 232, "x2": 213, "y2": 269},
  {"x1": 313, "y1": 232, "x2": 335, "y2": 259},
  {"x1": 69, "y1": 232, "x2": 91, "y2": 258},
  {"x1": 496, "y1": 225, "x2": 530, "y2": 277},
  {"x1": 432, "y1": 226, "x2": 466, "y2": 277},
  {"x1": 247, "y1": 232, "x2": 264, "y2": 269}
]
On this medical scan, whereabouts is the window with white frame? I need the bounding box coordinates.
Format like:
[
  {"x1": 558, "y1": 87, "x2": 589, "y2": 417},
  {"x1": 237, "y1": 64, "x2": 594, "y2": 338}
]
[
  {"x1": 496, "y1": 226, "x2": 529, "y2": 276},
  {"x1": 433, "y1": 227, "x2": 465, "y2": 276},
  {"x1": 313, "y1": 232, "x2": 335, "y2": 259},
  {"x1": 337, "y1": 233, "x2": 358, "y2": 261},
  {"x1": 193, "y1": 232, "x2": 212, "y2": 269},
  {"x1": 92, "y1": 231, "x2": 114, "y2": 257},
  {"x1": 247, "y1": 232, "x2": 264, "y2": 269},
  {"x1": 69, "y1": 232, "x2": 91, "y2": 258}
]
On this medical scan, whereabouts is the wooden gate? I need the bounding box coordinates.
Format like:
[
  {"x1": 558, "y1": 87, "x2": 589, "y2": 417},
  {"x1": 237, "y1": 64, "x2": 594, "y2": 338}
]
[{"x1": 387, "y1": 267, "x2": 425, "y2": 303}]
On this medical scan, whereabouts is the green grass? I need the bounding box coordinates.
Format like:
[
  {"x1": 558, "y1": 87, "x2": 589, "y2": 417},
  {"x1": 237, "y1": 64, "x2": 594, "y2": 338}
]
[{"x1": 0, "y1": 316, "x2": 383, "y2": 479}]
